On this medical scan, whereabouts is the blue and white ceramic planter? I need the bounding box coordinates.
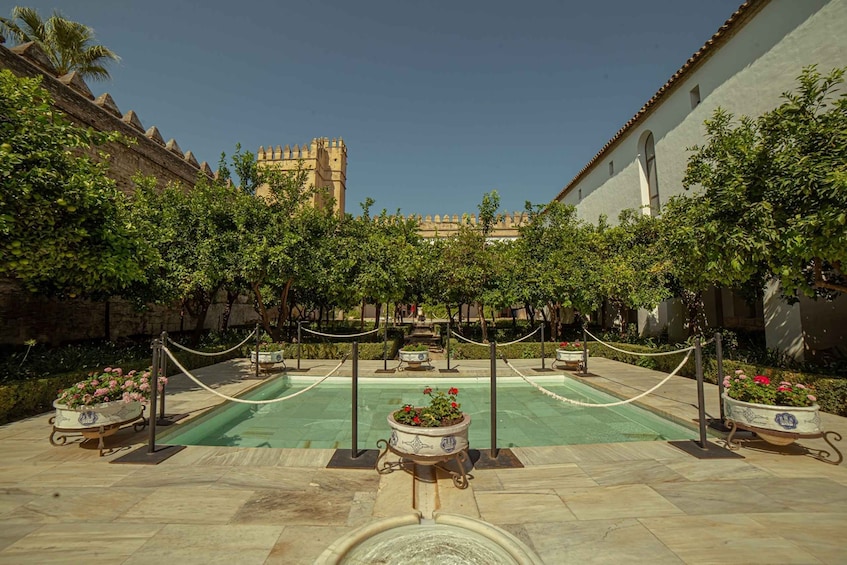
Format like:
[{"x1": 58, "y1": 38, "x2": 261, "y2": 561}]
[
  {"x1": 723, "y1": 393, "x2": 821, "y2": 444},
  {"x1": 399, "y1": 349, "x2": 430, "y2": 365},
  {"x1": 250, "y1": 350, "x2": 284, "y2": 365},
  {"x1": 387, "y1": 413, "x2": 470, "y2": 458},
  {"x1": 556, "y1": 349, "x2": 584, "y2": 365},
  {"x1": 52, "y1": 399, "x2": 143, "y2": 432}
]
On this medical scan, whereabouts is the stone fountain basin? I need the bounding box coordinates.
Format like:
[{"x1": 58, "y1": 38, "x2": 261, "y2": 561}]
[{"x1": 315, "y1": 512, "x2": 543, "y2": 565}]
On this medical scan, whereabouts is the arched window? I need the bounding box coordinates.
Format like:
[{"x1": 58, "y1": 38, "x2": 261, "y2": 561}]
[{"x1": 642, "y1": 132, "x2": 660, "y2": 215}]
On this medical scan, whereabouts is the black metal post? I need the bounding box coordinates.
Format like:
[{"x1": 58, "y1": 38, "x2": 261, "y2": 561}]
[
  {"x1": 147, "y1": 339, "x2": 160, "y2": 454},
  {"x1": 489, "y1": 341, "x2": 498, "y2": 458},
  {"x1": 715, "y1": 332, "x2": 725, "y2": 422},
  {"x1": 695, "y1": 336, "x2": 708, "y2": 449},
  {"x1": 446, "y1": 318, "x2": 452, "y2": 371},
  {"x1": 352, "y1": 341, "x2": 359, "y2": 458},
  {"x1": 253, "y1": 322, "x2": 261, "y2": 379},
  {"x1": 158, "y1": 331, "x2": 168, "y2": 423},
  {"x1": 540, "y1": 323, "x2": 546, "y2": 370},
  {"x1": 297, "y1": 321, "x2": 302, "y2": 370},
  {"x1": 383, "y1": 302, "x2": 389, "y2": 371},
  {"x1": 582, "y1": 325, "x2": 589, "y2": 374}
]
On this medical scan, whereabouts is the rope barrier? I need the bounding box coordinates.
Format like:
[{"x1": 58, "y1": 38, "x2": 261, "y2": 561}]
[
  {"x1": 449, "y1": 326, "x2": 541, "y2": 348},
  {"x1": 166, "y1": 330, "x2": 257, "y2": 357},
  {"x1": 583, "y1": 328, "x2": 698, "y2": 357},
  {"x1": 450, "y1": 330, "x2": 489, "y2": 347},
  {"x1": 161, "y1": 346, "x2": 347, "y2": 405},
  {"x1": 301, "y1": 327, "x2": 382, "y2": 339},
  {"x1": 501, "y1": 350, "x2": 692, "y2": 408},
  {"x1": 495, "y1": 325, "x2": 542, "y2": 346}
]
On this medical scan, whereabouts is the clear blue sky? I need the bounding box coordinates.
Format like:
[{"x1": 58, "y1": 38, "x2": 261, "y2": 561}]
[{"x1": 13, "y1": 0, "x2": 741, "y2": 217}]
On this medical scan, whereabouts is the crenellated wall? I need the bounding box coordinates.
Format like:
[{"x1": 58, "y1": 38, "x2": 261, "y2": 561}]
[
  {"x1": 257, "y1": 137, "x2": 347, "y2": 215},
  {"x1": 410, "y1": 212, "x2": 528, "y2": 239},
  {"x1": 0, "y1": 42, "x2": 214, "y2": 193}
]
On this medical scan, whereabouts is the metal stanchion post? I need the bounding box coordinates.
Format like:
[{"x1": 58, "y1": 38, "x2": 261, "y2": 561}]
[
  {"x1": 158, "y1": 331, "x2": 167, "y2": 423},
  {"x1": 489, "y1": 341, "x2": 498, "y2": 459},
  {"x1": 582, "y1": 325, "x2": 589, "y2": 374},
  {"x1": 383, "y1": 302, "x2": 389, "y2": 371},
  {"x1": 695, "y1": 336, "x2": 708, "y2": 449},
  {"x1": 715, "y1": 332, "x2": 725, "y2": 423},
  {"x1": 446, "y1": 318, "x2": 452, "y2": 371},
  {"x1": 352, "y1": 341, "x2": 359, "y2": 458},
  {"x1": 255, "y1": 323, "x2": 261, "y2": 379},
  {"x1": 297, "y1": 321, "x2": 301, "y2": 370},
  {"x1": 147, "y1": 339, "x2": 160, "y2": 454},
  {"x1": 540, "y1": 323, "x2": 546, "y2": 370}
]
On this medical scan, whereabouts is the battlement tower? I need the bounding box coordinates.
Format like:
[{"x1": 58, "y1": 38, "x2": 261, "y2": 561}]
[{"x1": 256, "y1": 137, "x2": 347, "y2": 215}]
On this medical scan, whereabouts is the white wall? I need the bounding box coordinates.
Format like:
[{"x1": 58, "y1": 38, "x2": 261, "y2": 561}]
[{"x1": 564, "y1": 0, "x2": 843, "y2": 225}]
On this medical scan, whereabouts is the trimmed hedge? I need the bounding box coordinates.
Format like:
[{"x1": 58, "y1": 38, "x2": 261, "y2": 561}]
[
  {"x1": 449, "y1": 340, "x2": 847, "y2": 417},
  {"x1": 0, "y1": 347, "x2": 244, "y2": 425}
]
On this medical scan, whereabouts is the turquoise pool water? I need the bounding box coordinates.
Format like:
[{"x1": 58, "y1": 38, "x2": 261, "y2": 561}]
[{"x1": 159, "y1": 376, "x2": 695, "y2": 449}]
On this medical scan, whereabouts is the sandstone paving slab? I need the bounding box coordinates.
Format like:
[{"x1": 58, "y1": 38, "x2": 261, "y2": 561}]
[
  {"x1": 494, "y1": 463, "x2": 597, "y2": 492},
  {"x1": 466, "y1": 468, "x2": 504, "y2": 491},
  {"x1": 639, "y1": 513, "x2": 823, "y2": 564},
  {"x1": 0, "y1": 486, "x2": 151, "y2": 524},
  {"x1": 556, "y1": 484, "x2": 684, "y2": 521},
  {"x1": 0, "y1": 463, "x2": 61, "y2": 487},
  {"x1": 117, "y1": 485, "x2": 255, "y2": 524},
  {"x1": 650, "y1": 480, "x2": 790, "y2": 515},
  {"x1": 264, "y1": 524, "x2": 354, "y2": 565},
  {"x1": 664, "y1": 457, "x2": 774, "y2": 482},
  {"x1": 747, "y1": 512, "x2": 847, "y2": 564},
  {"x1": 748, "y1": 453, "x2": 847, "y2": 481},
  {"x1": 741, "y1": 477, "x2": 847, "y2": 513},
  {"x1": 16, "y1": 461, "x2": 138, "y2": 488},
  {"x1": 0, "y1": 487, "x2": 42, "y2": 520},
  {"x1": 0, "y1": 524, "x2": 39, "y2": 552},
  {"x1": 523, "y1": 517, "x2": 684, "y2": 564},
  {"x1": 346, "y1": 491, "x2": 376, "y2": 528},
  {"x1": 119, "y1": 464, "x2": 229, "y2": 488},
  {"x1": 230, "y1": 488, "x2": 356, "y2": 526},
  {"x1": 578, "y1": 459, "x2": 686, "y2": 486},
  {"x1": 475, "y1": 491, "x2": 577, "y2": 524},
  {"x1": 0, "y1": 522, "x2": 163, "y2": 564},
  {"x1": 122, "y1": 523, "x2": 283, "y2": 565},
  {"x1": 371, "y1": 470, "x2": 416, "y2": 518}
]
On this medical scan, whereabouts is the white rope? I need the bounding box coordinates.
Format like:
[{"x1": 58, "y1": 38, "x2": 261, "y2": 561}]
[
  {"x1": 502, "y1": 350, "x2": 692, "y2": 408},
  {"x1": 301, "y1": 326, "x2": 381, "y2": 338},
  {"x1": 496, "y1": 325, "x2": 542, "y2": 346},
  {"x1": 583, "y1": 328, "x2": 697, "y2": 357},
  {"x1": 161, "y1": 346, "x2": 346, "y2": 405},
  {"x1": 450, "y1": 330, "x2": 489, "y2": 347},
  {"x1": 166, "y1": 330, "x2": 257, "y2": 357}
]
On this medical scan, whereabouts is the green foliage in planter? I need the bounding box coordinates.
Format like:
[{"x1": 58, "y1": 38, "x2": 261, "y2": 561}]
[
  {"x1": 400, "y1": 344, "x2": 430, "y2": 352},
  {"x1": 0, "y1": 338, "x2": 247, "y2": 425}
]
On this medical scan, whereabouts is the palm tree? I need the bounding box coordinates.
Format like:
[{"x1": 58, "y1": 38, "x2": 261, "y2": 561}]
[{"x1": 0, "y1": 6, "x2": 119, "y2": 81}]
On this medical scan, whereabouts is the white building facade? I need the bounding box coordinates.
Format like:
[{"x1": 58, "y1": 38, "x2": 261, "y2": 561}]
[{"x1": 556, "y1": 0, "x2": 847, "y2": 360}]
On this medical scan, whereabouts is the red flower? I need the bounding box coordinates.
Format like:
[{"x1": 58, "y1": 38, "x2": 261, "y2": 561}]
[
  {"x1": 778, "y1": 385, "x2": 791, "y2": 392},
  {"x1": 413, "y1": 416, "x2": 421, "y2": 424},
  {"x1": 753, "y1": 375, "x2": 771, "y2": 385},
  {"x1": 403, "y1": 405, "x2": 411, "y2": 412},
  {"x1": 448, "y1": 387, "x2": 458, "y2": 395},
  {"x1": 423, "y1": 387, "x2": 432, "y2": 395},
  {"x1": 451, "y1": 402, "x2": 458, "y2": 408},
  {"x1": 560, "y1": 342, "x2": 568, "y2": 347}
]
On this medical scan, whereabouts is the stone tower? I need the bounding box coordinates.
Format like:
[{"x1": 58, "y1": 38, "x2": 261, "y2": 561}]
[{"x1": 256, "y1": 137, "x2": 347, "y2": 215}]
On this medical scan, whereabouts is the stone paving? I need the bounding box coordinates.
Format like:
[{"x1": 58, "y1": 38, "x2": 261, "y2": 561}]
[{"x1": 1, "y1": 355, "x2": 846, "y2": 564}]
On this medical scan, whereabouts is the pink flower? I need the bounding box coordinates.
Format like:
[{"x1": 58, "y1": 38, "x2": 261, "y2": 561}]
[
  {"x1": 796, "y1": 384, "x2": 806, "y2": 389},
  {"x1": 808, "y1": 395, "x2": 817, "y2": 402},
  {"x1": 735, "y1": 369, "x2": 743, "y2": 374},
  {"x1": 104, "y1": 367, "x2": 112, "y2": 373},
  {"x1": 778, "y1": 385, "x2": 790, "y2": 392},
  {"x1": 90, "y1": 379, "x2": 99, "y2": 386}
]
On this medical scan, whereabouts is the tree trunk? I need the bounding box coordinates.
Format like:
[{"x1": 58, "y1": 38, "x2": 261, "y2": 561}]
[
  {"x1": 374, "y1": 303, "x2": 382, "y2": 331},
  {"x1": 251, "y1": 281, "x2": 279, "y2": 341},
  {"x1": 476, "y1": 301, "x2": 488, "y2": 342},
  {"x1": 221, "y1": 289, "x2": 239, "y2": 331}
]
